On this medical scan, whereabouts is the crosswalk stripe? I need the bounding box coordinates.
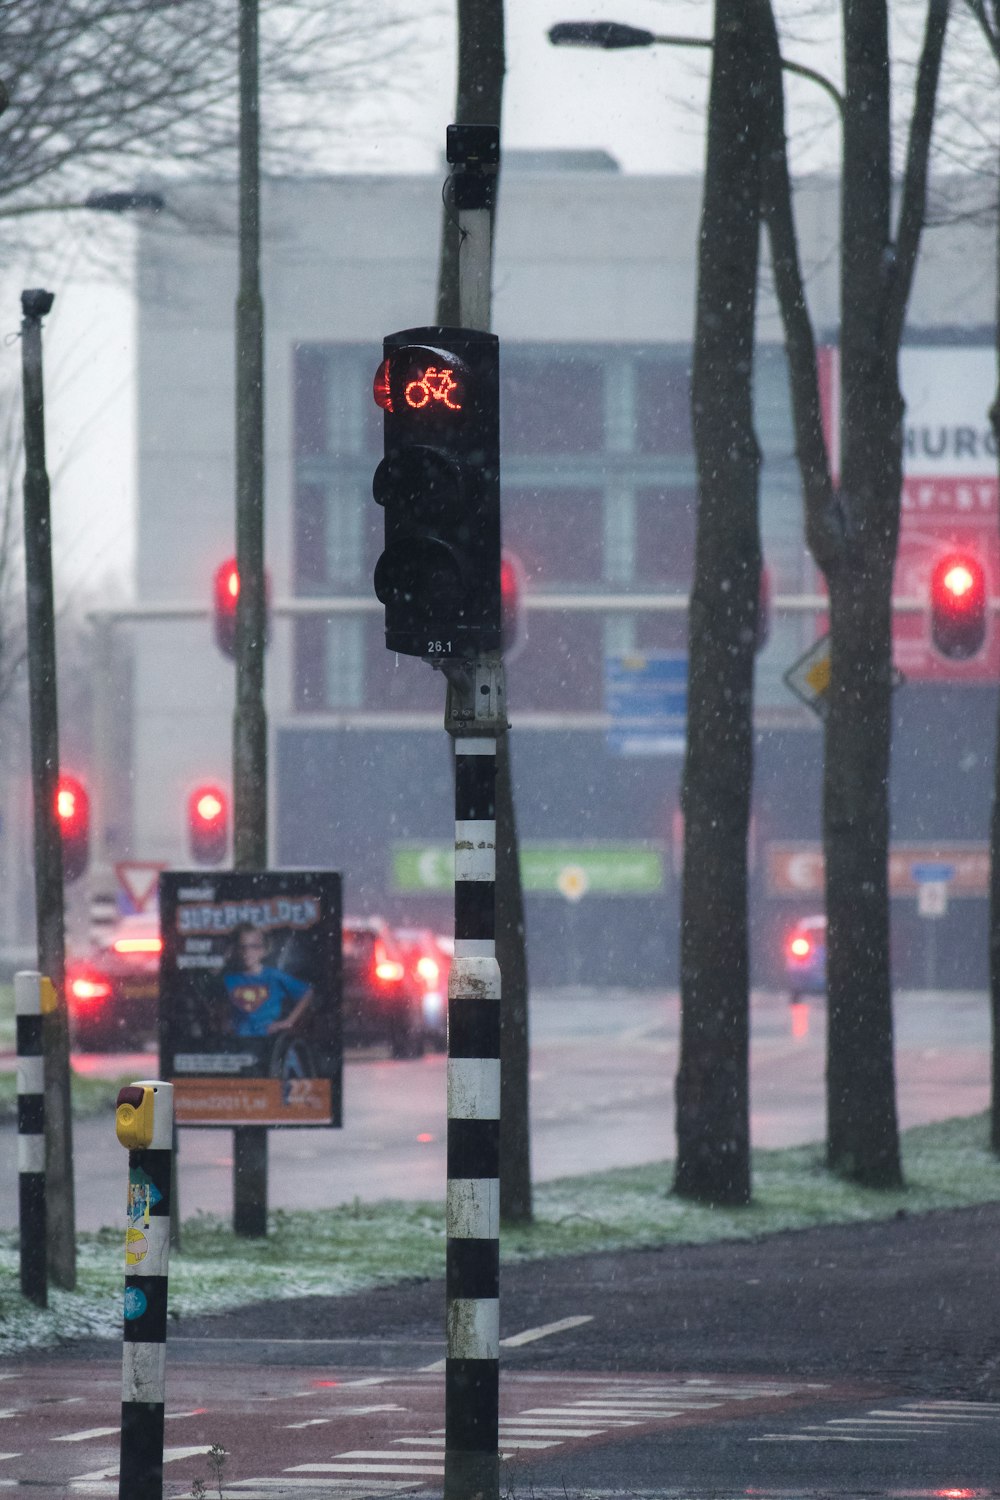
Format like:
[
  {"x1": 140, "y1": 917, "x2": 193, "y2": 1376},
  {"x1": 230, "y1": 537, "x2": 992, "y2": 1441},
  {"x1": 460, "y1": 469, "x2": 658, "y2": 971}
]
[
  {"x1": 53, "y1": 1427, "x2": 120, "y2": 1443},
  {"x1": 287, "y1": 1462, "x2": 444, "y2": 1475}
]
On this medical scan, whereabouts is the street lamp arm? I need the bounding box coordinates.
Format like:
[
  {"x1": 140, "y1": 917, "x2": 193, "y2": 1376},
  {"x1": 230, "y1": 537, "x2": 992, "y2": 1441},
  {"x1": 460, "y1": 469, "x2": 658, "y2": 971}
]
[{"x1": 549, "y1": 20, "x2": 844, "y2": 116}]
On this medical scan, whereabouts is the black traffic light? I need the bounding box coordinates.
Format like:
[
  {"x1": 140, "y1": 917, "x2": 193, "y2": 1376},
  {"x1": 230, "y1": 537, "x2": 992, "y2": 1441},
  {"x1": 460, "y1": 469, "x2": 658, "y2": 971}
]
[
  {"x1": 213, "y1": 558, "x2": 239, "y2": 657},
  {"x1": 930, "y1": 552, "x2": 987, "y2": 660},
  {"x1": 372, "y1": 327, "x2": 500, "y2": 659},
  {"x1": 213, "y1": 557, "x2": 271, "y2": 660},
  {"x1": 188, "y1": 784, "x2": 229, "y2": 865},
  {"x1": 56, "y1": 774, "x2": 89, "y2": 884}
]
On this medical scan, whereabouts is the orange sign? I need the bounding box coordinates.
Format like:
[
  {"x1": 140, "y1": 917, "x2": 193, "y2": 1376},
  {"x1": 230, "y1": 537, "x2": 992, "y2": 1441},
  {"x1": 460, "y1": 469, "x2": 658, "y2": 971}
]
[
  {"x1": 767, "y1": 842, "x2": 989, "y2": 898},
  {"x1": 173, "y1": 1078, "x2": 332, "y2": 1126}
]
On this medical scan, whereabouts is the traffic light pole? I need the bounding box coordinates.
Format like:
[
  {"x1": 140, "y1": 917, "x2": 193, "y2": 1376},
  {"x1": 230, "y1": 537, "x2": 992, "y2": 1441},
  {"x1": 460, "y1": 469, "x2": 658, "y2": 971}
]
[
  {"x1": 20, "y1": 289, "x2": 76, "y2": 1292},
  {"x1": 232, "y1": 0, "x2": 269, "y2": 1238},
  {"x1": 441, "y1": 125, "x2": 505, "y2": 1500}
]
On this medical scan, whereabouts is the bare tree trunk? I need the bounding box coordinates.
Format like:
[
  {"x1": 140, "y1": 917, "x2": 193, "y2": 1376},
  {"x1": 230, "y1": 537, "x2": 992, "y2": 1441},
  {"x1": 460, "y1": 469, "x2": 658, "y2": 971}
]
[
  {"x1": 758, "y1": 0, "x2": 946, "y2": 1186},
  {"x1": 673, "y1": 0, "x2": 763, "y2": 1206}
]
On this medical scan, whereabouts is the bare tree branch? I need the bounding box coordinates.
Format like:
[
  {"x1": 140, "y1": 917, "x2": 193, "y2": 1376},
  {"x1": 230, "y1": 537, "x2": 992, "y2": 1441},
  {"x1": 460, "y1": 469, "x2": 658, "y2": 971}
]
[{"x1": 886, "y1": 0, "x2": 951, "y2": 352}]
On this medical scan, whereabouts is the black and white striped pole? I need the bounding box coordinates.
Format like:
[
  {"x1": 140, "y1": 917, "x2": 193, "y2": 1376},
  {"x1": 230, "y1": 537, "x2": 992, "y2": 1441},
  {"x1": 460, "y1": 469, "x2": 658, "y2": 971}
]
[
  {"x1": 115, "y1": 1079, "x2": 174, "y2": 1500},
  {"x1": 16, "y1": 970, "x2": 48, "y2": 1306},
  {"x1": 445, "y1": 689, "x2": 504, "y2": 1500}
]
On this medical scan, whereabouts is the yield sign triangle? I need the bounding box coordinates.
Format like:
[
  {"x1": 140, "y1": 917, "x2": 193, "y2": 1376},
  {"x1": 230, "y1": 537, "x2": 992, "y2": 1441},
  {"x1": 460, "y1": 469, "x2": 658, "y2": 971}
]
[{"x1": 114, "y1": 861, "x2": 167, "y2": 914}]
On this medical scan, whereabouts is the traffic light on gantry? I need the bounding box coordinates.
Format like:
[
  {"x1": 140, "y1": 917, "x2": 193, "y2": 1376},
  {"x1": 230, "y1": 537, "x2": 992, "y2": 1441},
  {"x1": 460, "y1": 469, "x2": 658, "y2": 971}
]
[
  {"x1": 213, "y1": 557, "x2": 271, "y2": 660},
  {"x1": 930, "y1": 553, "x2": 986, "y2": 660},
  {"x1": 188, "y1": 784, "x2": 229, "y2": 865},
  {"x1": 372, "y1": 327, "x2": 500, "y2": 659},
  {"x1": 213, "y1": 559, "x2": 240, "y2": 658},
  {"x1": 56, "y1": 774, "x2": 89, "y2": 884}
]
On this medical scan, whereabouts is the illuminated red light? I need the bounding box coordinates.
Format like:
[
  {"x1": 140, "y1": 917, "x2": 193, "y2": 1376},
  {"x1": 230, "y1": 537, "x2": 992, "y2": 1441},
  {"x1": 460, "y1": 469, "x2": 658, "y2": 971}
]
[
  {"x1": 55, "y1": 775, "x2": 88, "y2": 832},
  {"x1": 113, "y1": 937, "x2": 163, "y2": 956},
  {"x1": 373, "y1": 939, "x2": 404, "y2": 983},
  {"x1": 373, "y1": 358, "x2": 393, "y2": 412},
  {"x1": 404, "y1": 365, "x2": 462, "y2": 411},
  {"x1": 416, "y1": 955, "x2": 440, "y2": 986},
  {"x1": 195, "y1": 792, "x2": 224, "y2": 824},
  {"x1": 789, "y1": 935, "x2": 812, "y2": 959},
  {"x1": 70, "y1": 976, "x2": 112, "y2": 1003},
  {"x1": 942, "y1": 564, "x2": 975, "y2": 599}
]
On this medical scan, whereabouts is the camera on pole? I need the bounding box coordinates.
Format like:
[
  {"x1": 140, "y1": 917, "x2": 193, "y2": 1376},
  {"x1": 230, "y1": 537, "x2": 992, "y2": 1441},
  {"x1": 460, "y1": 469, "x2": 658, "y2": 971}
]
[{"x1": 372, "y1": 327, "x2": 500, "y2": 661}]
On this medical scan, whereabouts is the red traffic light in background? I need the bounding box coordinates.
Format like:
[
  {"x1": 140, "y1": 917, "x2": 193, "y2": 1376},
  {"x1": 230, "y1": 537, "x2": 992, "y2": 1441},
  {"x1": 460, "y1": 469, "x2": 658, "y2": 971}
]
[
  {"x1": 930, "y1": 552, "x2": 987, "y2": 660},
  {"x1": 213, "y1": 558, "x2": 271, "y2": 660},
  {"x1": 55, "y1": 773, "x2": 89, "y2": 884},
  {"x1": 501, "y1": 549, "x2": 527, "y2": 658},
  {"x1": 213, "y1": 558, "x2": 240, "y2": 658},
  {"x1": 188, "y1": 784, "x2": 229, "y2": 866}
]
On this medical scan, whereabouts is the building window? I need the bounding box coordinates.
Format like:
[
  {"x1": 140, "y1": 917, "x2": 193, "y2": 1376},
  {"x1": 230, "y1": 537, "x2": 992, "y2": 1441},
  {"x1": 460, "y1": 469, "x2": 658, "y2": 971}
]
[{"x1": 502, "y1": 353, "x2": 605, "y2": 454}]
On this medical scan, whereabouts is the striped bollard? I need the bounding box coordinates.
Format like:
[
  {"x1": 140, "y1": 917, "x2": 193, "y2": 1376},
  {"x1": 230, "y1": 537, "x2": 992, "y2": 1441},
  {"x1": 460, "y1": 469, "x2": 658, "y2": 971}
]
[
  {"x1": 115, "y1": 1079, "x2": 174, "y2": 1500},
  {"x1": 16, "y1": 970, "x2": 47, "y2": 1307},
  {"x1": 445, "y1": 734, "x2": 501, "y2": 1500}
]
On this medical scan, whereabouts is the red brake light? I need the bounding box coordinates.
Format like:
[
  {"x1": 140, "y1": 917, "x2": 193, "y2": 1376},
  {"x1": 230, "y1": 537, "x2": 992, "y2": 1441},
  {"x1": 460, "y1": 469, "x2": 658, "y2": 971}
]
[
  {"x1": 113, "y1": 936, "x2": 163, "y2": 956},
  {"x1": 788, "y1": 934, "x2": 812, "y2": 959},
  {"x1": 70, "y1": 976, "x2": 112, "y2": 1003},
  {"x1": 416, "y1": 955, "x2": 439, "y2": 986},
  {"x1": 373, "y1": 938, "x2": 405, "y2": 983}
]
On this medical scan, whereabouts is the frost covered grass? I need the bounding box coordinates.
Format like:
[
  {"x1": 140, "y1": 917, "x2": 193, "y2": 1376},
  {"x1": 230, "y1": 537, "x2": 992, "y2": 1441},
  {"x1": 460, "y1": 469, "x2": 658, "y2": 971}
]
[{"x1": 2, "y1": 1111, "x2": 999, "y2": 1357}]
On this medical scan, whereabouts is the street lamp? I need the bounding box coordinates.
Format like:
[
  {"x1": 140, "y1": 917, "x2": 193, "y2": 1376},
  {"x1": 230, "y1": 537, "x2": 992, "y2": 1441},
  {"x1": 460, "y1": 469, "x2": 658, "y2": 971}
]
[{"x1": 548, "y1": 19, "x2": 844, "y2": 116}]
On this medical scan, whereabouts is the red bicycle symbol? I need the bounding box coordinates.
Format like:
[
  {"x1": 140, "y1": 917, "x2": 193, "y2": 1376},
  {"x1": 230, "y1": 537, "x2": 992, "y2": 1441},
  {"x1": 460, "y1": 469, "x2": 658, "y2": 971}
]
[{"x1": 404, "y1": 365, "x2": 462, "y2": 412}]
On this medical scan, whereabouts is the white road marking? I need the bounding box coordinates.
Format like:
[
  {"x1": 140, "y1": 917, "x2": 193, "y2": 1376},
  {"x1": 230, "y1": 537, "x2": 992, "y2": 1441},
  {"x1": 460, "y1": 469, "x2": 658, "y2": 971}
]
[
  {"x1": 53, "y1": 1427, "x2": 120, "y2": 1443},
  {"x1": 70, "y1": 1446, "x2": 213, "y2": 1481},
  {"x1": 284, "y1": 1418, "x2": 332, "y2": 1428},
  {"x1": 337, "y1": 1450, "x2": 447, "y2": 1460},
  {"x1": 500, "y1": 1314, "x2": 594, "y2": 1348},
  {"x1": 288, "y1": 1461, "x2": 444, "y2": 1475},
  {"x1": 751, "y1": 1433, "x2": 907, "y2": 1444}
]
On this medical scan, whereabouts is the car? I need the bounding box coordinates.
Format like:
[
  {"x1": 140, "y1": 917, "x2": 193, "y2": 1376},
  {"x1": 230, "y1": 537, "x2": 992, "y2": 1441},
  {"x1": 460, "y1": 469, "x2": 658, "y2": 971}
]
[
  {"x1": 784, "y1": 913, "x2": 827, "y2": 1000},
  {"x1": 394, "y1": 927, "x2": 453, "y2": 1051},
  {"x1": 341, "y1": 916, "x2": 425, "y2": 1058},
  {"x1": 67, "y1": 911, "x2": 162, "y2": 1051}
]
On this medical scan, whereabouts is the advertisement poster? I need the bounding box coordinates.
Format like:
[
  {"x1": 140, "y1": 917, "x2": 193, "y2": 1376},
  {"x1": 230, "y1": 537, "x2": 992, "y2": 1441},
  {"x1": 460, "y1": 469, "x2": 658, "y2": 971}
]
[{"x1": 159, "y1": 871, "x2": 342, "y2": 1128}]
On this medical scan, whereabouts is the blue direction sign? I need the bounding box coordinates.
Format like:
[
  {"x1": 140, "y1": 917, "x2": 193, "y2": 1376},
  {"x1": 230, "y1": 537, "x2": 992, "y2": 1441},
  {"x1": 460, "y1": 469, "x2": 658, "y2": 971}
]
[
  {"x1": 605, "y1": 651, "x2": 687, "y2": 756},
  {"x1": 910, "y1": 862, "x2": 957, "y2": 884}
]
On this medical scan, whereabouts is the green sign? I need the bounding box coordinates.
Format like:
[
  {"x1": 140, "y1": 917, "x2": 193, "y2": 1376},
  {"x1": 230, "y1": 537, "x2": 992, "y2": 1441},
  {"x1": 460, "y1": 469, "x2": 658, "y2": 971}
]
[{"x1": 392, "y1": 842, "x2": 665, "y2": 896}]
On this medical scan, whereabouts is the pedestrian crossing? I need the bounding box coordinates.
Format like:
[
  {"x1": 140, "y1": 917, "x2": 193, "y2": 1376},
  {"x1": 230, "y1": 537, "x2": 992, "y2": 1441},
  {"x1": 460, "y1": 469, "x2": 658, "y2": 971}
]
[
  {"x1": 751, "y1": 1397, "x2": 1000, "y2": 1444},
  {"x1": 214, "y1": 1378, "x2": 819, "y2": 1498}
]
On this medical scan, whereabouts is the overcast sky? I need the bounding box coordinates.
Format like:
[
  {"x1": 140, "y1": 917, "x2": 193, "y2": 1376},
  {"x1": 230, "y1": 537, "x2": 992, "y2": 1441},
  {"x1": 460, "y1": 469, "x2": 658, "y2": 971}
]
[{"x1": 7, "y1": 0, "x2": 988, "y2": 602}]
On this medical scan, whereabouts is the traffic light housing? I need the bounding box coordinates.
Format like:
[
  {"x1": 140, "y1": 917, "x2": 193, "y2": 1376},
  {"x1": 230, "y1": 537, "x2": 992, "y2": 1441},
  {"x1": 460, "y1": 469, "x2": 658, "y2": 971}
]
[
  {"x1": 930, "y1": 552, "x2": 987, "y2": 660},
  {"x1": 372, "y1": 326, "x2": 500, "y2": 659},
  {"x1": 55, "y1": 774, "x2": 89, "y2": 884},
  {"x1": 188, "y1": 784, "x2": 228, "y2": 865},
  {"x1": 500, "y1": 549, "x2": 526, "y2": 658},
  {"x1": 213, "y1": 558, "x2": 271, "y2": 660}
]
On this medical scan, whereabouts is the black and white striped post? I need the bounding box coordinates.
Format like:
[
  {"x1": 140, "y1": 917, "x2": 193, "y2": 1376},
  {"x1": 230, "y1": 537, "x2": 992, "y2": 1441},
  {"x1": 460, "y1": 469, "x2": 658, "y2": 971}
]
[
  {"x1": 115, "y1": 1079, "x2": 174, "y2": 1500},
  {"x1": 444, "y1": 659, "x2": 505, "y2": 1500},
  {"x1": 16, "y1": 970, "x2": 47, "y2": 1307}
]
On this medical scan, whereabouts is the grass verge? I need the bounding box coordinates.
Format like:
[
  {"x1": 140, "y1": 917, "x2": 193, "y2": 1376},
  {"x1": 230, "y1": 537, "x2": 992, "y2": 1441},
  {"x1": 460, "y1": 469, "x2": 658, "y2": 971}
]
[
  {"x1": 0, "y1": 1068, "x2": 141, "y2": 1126},
  {"x1": 1, "y1": 1111, "x2": 999, "y2": 1358}
]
